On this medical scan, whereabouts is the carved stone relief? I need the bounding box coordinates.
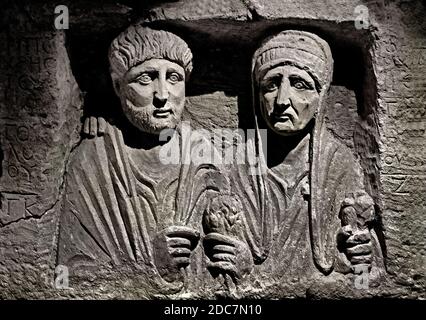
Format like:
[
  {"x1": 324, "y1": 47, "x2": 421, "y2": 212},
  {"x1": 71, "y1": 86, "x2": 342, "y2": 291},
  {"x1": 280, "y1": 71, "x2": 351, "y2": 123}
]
[
  {"x1": 54, "y1": 24, "x2": 388, "y2": 298},
  {"x1": 0, "y1": 0, "x2": 425, "y2": 300}
]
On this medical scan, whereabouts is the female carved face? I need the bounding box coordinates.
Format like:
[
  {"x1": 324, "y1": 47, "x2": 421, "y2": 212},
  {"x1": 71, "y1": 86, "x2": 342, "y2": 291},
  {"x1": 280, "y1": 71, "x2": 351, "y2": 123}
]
[
  {"x1": 119, "y1": 58, "x2": 186, "y2": 134},
  {"x1": 259, "y1": 64, "x2": 320, "y2": 136}
]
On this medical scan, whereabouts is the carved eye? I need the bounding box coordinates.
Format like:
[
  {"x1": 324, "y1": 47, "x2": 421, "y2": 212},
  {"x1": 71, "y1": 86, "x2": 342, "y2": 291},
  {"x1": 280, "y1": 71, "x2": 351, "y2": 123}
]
[
  {"x1": 290, "y1": 77, "x2": 313, "y2": 90},
  {"x1": 168, "y1": 72, "x2": 182, "y2": 84},
  {"x1": 293, "y1": 81, "x2": 307, "y2": 90},
  {"x1": 136, "y1": 73, "x2": 152, "y2": 85},
  {"x1": 263, "y1": 81, "x2": 278, "y2": 92}
]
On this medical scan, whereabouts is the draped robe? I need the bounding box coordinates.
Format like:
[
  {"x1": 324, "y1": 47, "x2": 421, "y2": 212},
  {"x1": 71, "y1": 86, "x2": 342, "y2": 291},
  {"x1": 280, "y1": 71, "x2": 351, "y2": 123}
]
[
  {"x1": 57, "y1": 122, "x2": 223, "y2": 293},
  {"x1": 230, "y1": 125, "x2": 384, "y2": 291}
]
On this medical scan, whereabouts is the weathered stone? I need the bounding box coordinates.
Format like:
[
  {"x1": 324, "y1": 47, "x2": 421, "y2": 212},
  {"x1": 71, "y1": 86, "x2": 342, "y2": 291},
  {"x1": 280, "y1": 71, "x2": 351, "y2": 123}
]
[
  {"x1": 0, "y1": 12, "x2": 82, "y2": 297},
  {"x1": 0, "y1": 0, "x2": 424, "y2": 300}
]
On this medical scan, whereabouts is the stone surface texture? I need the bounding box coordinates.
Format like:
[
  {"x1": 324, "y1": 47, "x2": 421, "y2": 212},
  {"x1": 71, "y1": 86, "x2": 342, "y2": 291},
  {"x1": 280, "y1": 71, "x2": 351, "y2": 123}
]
[{"x1": 0, "y1": 0, "x2": 424, "y2": 299}]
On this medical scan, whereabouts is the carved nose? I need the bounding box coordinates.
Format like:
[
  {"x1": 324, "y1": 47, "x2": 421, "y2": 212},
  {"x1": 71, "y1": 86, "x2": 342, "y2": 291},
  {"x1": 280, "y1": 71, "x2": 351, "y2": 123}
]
[
  {"x1": 276, "y1": 80, "x2": 291, "y2": 109},
  {"x1": 154, "y1": 79, "x2": 169, "y2": 107},
  {"x1": 153, "y1": 96, "x2": 167, "y2": 109}
]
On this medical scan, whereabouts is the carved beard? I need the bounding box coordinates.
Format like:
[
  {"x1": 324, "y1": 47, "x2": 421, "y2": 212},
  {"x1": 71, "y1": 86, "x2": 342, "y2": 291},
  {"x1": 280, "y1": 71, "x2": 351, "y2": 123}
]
[{"x1": 121, "y1": 99, "x2": 183, "y2": 134}]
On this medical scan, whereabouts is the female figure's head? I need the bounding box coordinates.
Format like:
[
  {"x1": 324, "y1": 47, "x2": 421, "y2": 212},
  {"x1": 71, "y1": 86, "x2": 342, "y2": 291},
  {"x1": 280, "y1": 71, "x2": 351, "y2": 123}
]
[{"x1": 252, "y1": 30, "x2": 333, "y2": 136}]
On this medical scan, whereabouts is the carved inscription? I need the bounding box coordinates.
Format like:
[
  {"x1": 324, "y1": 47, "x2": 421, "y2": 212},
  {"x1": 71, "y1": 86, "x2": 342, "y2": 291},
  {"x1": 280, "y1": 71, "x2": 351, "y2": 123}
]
[
  {"x1": 0, "y1": 30, "x2": 79, "y2": 223},
  {"x1": 2, "y1": 124, "x2": 36, "y2": 183},
  {"x1": 0, "y1": 34, "x2": 58, "y2": 116},
  {"x1": 0, "y1": 192, "x2": 37, "y2": 225}
]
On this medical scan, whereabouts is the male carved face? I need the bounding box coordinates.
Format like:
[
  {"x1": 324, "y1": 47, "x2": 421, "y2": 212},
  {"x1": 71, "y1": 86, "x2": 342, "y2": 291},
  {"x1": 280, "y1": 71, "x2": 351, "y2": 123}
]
[
  {"x1": 259, "y1": 64, "x2": 320, "y2": 136},
  {"x1": 118, "y1": 58, "x2": 186, "y2": 134}
]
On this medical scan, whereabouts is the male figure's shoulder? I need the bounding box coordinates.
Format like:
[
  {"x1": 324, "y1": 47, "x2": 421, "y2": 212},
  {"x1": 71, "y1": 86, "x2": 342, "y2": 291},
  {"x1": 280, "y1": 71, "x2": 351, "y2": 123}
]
[{"x1": 68, "y1": 121, "x2": 121, "y2": 169}]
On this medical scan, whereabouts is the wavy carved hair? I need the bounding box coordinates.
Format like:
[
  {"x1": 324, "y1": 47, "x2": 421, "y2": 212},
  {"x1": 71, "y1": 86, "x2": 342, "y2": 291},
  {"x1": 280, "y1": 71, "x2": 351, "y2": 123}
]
[{"x1": 109, "y1": 26, "x2": 193, "y2": 90}]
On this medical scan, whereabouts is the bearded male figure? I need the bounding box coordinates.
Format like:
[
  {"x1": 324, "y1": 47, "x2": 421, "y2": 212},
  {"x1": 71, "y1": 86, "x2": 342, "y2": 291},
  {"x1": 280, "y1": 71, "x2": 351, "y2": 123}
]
[{"x1": 57, "y1": 26, "x2": 222, "y2": 293}]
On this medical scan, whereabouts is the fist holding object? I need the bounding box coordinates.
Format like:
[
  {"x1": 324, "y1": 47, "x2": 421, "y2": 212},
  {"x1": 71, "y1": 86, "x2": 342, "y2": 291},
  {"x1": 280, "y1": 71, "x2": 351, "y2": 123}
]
[
  {"x1": 203, "y1": 194, "x2": 253, "y2": 286},
  {"x1": 339, "y1": 191, "x2": 375, "y2": 274},
  {"x1": 154, "y1": 225, "x2": 200, "y2": 282}
]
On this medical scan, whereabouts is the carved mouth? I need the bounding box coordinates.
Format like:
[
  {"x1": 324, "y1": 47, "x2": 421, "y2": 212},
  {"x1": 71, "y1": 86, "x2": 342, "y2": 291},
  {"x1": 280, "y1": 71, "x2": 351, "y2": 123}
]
[
  {"x1": 272, "y1": 113, "x2": 292, "y2": 122},
  {"x1": 153, "y1": 109, "x2": 173, "y2": 118}
]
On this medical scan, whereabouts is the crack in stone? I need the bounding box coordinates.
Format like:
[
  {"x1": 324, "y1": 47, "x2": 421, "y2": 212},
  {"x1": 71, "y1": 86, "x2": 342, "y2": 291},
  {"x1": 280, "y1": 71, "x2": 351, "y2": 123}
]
[
  {"x1": 0, "y1": 196, "x2": 60, "y2": 228},
  {"x1": 52, "y1": 132, "x2": 84, "y2": 265}
]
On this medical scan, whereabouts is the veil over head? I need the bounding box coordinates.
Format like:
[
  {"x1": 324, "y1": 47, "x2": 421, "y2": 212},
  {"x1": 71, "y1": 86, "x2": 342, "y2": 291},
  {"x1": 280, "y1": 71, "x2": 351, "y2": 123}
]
[{"x1": 250, "y1": 30, "x2": 336, "y2": 274}]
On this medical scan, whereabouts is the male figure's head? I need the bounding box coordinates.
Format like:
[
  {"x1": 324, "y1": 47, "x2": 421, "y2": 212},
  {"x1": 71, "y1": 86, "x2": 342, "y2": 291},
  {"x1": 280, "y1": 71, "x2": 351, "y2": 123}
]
[
  {"x1": 109, "y1": 26, "x2": 193, "y2": 134},
  {"x1": 253, "y1": 30, "x2": 333, "y2": 136}
]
